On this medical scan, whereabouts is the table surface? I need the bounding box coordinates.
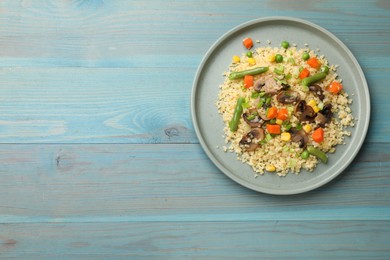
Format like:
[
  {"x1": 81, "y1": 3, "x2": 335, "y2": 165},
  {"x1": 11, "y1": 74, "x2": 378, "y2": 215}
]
[{"x1": 1, "y1": 1, "x2": 389, "y2": 259}]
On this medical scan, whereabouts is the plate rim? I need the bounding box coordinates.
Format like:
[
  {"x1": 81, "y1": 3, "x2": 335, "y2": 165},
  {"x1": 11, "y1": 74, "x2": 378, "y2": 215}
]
[{"x1": 191, "y1": 16, "x2": 371, "y2": 195}]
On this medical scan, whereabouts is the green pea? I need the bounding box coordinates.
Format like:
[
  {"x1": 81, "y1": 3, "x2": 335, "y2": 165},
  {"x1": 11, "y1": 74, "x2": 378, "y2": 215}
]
[
  {"x1": 275, "y1": 54, "x2": 283, "y2": 63},
  {"x1": 320, "y1": 65, "x2": 329, "y2": 74},
  {"x1": 301, "y1": 150, "x2": 309, "y2": 159},
  {"x1": 302, "y1": 52, "x2": 310, "y2": 61},
  {"x1": 281, "y1": 40, "x2": 289, "y2": 49},
  {"x1": 246, "y1": 51, "x2": 253, "y2": 58}
]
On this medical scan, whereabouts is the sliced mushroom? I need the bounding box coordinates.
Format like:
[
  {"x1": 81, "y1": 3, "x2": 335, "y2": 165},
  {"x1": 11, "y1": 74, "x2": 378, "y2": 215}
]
[
  {"x1": 243, "y1": 108, "x2": 264, "y2": 128},
  {"x1": 315, "y1": 103, "x2": 333, "y2": 127},
  {"x1": 239, "y1": 128, "x2": 265, "y2": 152},
  {"x1": 315, "y1": 113, "x2": 327, "y2": 127},
  {"x1": 295, "y1": 100, "x2": 316, "y2": 122},
  {"x1": 253, "y1": 77, "x2": 267, "y2": 92},
  {"x1": 291, "y1": 129, "x2": 309, "y2": 148},
  {"x1": 301, "y1": 106, "x2": 316, "y2": 122},
  {"x1": 321, "y1": 104, "x2": 333, "y2": 118},
  {"x1": 295, "y1": 100, "x2": 307, "y2": 114},
  {"x1": 254, "y1": 75, "x2": 283, "y2": 94},
  {"x1": 281, "y1": 83, "x2": 291, "y2": 90},
  {"x1": 277, "y1": 90, "x2": 300, "y2": 104},
  {"x1": 309, "y1": 84, "x2": 325, "y2": 101}
]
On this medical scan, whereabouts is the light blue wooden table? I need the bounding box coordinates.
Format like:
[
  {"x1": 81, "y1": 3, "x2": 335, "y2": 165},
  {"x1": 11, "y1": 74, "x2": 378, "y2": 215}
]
[{"x1": 1, "y1": 1, "x2": 389, "y2": 259}]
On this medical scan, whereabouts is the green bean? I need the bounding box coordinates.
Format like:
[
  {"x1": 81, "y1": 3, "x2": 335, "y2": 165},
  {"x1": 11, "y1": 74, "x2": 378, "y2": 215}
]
[
  {"x1": 265, "y1": 96, "x2": 272, "y2": 106},
  {"x1": 229, "y1": 67, "x2": 269, "y2": 80},
  {"x1": 307, "y1": 146, "x2": 328, "y2": 164},
  {"x1": 287, "y1": 57, "x2": 295, "y2": 65},
  {"x1": 274, "y1": 65, "x2": 284, "y2": 75},
  {"x1": 229, "y1": 97, "x2": 245, "y2": 132},
  {"x1": 301, "y1": 72, "x2": 327, "y2": 86}
]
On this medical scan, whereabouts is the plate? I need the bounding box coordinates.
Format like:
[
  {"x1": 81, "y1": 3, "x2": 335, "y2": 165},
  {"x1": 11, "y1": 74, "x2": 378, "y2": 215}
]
[{"x1": 191, "y1": 17, "x2": 370, "y2": 195}]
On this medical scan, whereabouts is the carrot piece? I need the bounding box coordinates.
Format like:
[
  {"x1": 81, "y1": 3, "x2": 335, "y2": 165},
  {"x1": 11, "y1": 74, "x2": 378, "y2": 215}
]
[
  {"x1": 328, "y1": 81, "x2": 343, "y2": 94},
  {"x1": 277, "y1": 108, "x2": 289, "y2": 120},
  {"x1": 299, "y1": 68, "x2": 310, "y2": 79},
  {"x1": 267, "y1": 107, "x2": 278, "y2": 119},
  {"x1": 243, "y1": 37, "x2": 253, "y2": 49},
  {"x1": 306, "y1": 57, "x2": 321, "y2": 69},
  {"x1": 312, "y1": 127, "x2": 324, "y2": 143},
  {"x1": 266, "y1": 124, "x2": 281, "y2": 135},
  {"x1": 243, "y1": 75, "x2": 254, "y2": 88}
]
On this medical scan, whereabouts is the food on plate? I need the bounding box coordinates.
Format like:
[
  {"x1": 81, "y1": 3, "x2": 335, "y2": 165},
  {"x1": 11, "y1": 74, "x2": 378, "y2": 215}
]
[{"x1": 216, "y1": 39, "x2": 355, "y2": 176}]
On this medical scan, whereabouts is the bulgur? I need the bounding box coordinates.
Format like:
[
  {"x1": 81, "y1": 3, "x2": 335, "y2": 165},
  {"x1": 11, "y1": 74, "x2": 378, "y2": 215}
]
[{"x1": 216, "y1": 41, "x2": 354, "y2": 176}]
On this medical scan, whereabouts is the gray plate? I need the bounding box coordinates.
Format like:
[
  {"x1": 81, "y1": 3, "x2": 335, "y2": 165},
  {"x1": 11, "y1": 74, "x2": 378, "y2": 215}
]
[{"x1": 191, "y1": 17, "x2": 370, "y2": 195}]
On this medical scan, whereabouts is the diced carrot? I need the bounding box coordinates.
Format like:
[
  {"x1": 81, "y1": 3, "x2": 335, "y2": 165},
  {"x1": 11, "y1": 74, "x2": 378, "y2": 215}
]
[
  {"x1": 306, "y1": 57, "x2": 321, "y2": 69},
  {"x1": 328, "y1": 81, "x2": 343, "y2": 94},
  {"x1": 312, "y1": 127, "x2": 324, "y2": 143},
  {"x1": 267, "y1": 107, "x2": 278, "y2": 119},
  {"x1": 277, "y1": 108, "x2": 289, "y2": 120},
  {"x1": 266, "y1": 124, "x2": 281, "y2": 135},
  {"x1": 243, "y1": 75, "x2": 254, "y2": 88},
  {"x1": 299, "y1": 68, "x2": 310, "y2": 79},
  {"x1": 243, "y1": 37, "x2": 253, "y2": 49}
]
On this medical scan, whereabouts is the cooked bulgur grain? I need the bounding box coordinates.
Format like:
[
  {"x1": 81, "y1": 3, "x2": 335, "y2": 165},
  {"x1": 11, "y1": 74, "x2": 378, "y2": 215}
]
[{"x1": 216, "y1": 43, "x2": 354, "y2": 176}]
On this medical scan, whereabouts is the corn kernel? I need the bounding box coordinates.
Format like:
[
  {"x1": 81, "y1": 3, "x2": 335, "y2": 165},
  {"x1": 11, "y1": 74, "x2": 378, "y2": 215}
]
[
  {"x1": 312, "y1": 105, "x2": 320, "y2": 113},
  {"x1": 308, "y1": 99, "x2": 317, "y2": 108},
  {"x1": 232, "y1": 55, "x2": 240, "y2": 63},
  {"x1": 266, "y1": 165, "x2": 276, "y2": 172},
  {"x1": 276, "y1": 119, "x2": 283, "y2": 125},
  {"x1": 268, "y1": 54, "x2": 275, "y2": 62},
  {"x1": 303, "y1": 124, "x2": 312, "y2": 133},
  {"x1": 280, "y1": 132, "x2": 291, "y2": 141},
  {"x1": 247, "y1": 57, "x2": 256, "y2": 66}
]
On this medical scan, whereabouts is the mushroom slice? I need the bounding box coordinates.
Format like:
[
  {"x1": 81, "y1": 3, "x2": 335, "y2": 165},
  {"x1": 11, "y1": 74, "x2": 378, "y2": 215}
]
[
  {"x1": 295, "y1": 100, "x2": 307, "y2": 114},
  {"x1": 239, "y1": 128, "x2": 265, "y2": 152},
  {"x1": 291, "y1": 129, "x2": 309, "y2": 148},
  {"x1": 253, "y1": 77, "x2": 267, "y2": 92},
  {"x1": 309, "y1": 84, "x2": 325, "y2": 101},
  {"x1": 277, "y1": 90, "x2": 300, "y2": 104},
  {"x1": 295, "y1": 100, "x2": 316, "y2": 122},
  {"x1": 315, "y1": 103, "x2": 333, "y2": 127},
  {"x1": 243, "y1": 108, "x2": 264, "y2": 128},
  {"x1": 254, "y1": 75, "x2": 283, "y2": 94},
  {"x1": 301, "y1": 105, "x2": 316, "y2": 122},
  {"x1": 315, "y1": 113, "x2": 327, "y2": 127},
  {"x1": 321, "y1": 104, "x2": 333, "y2": 118}
]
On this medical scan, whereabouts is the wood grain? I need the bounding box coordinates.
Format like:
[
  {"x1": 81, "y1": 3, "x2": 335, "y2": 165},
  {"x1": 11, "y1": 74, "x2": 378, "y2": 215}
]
[
  {"x1": 0, "y1": 143, "x2": 389, "y2": 222},
  {"x1": 2, "y1": 221, "x2": 390, "y2": 259},
  {"x1": 0, "y1": 0, "x2": 389, "y2": 259}
]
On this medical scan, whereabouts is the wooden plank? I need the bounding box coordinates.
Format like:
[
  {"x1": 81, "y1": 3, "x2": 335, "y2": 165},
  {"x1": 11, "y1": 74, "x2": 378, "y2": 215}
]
[
  {"x1": 0, "y1": 67, "x2": 195, "y2": 143},
  {"x1": 0, "y1": 67, "x2": 387, "y2": 143},
  {"x1": 0, "y1": 143, "x2": 389, "y2": 222},
  {"x1": 1, "y1": 221, "x2": 390, "y2": 259},
  {"x1": 0, "y1": 1, "x2": 388, "y2": 67}
]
